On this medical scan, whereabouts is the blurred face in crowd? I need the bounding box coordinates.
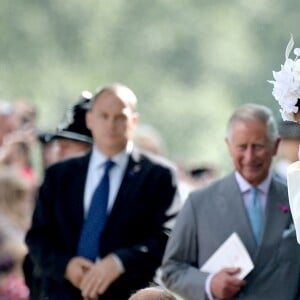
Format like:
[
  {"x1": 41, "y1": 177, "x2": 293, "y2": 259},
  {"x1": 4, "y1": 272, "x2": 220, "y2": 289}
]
[
  {"x1": 86, "y1": 89, "x2": 138, "y2": 157},
  {"x1": 225, "y1": 119, "x2": 280, "y2": 186},
  {"x1": 0, "y1": 114, "x2": 18, "y2": 146},
  {"x1": 14, "y1": 100, "x2": 37, "y2": 130},
  {"x1": 55, "y1": 139, "x2": 91, "y2": 160}
]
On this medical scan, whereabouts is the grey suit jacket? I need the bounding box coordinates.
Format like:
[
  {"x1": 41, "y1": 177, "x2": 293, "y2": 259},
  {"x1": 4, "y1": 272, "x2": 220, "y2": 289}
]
[{"x1": 161, "y1": 173, "x2": 300, "y2": 300}]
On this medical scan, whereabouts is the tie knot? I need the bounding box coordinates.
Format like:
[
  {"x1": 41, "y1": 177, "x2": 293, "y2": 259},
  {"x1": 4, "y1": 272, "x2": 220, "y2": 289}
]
[
  {"x1": 251, "y1": 187, "x2": 258, "y2": 194},
  {"x1": 104, "y1": 160, "x2": 115, "y2": 173},
  {"x1": 251, "y1": 187, "x2": 260, "y2": 204}
]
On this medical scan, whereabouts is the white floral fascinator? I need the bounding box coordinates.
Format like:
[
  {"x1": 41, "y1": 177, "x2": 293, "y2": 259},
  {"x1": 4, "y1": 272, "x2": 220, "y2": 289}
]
[{"x1": 269, "y1": 35, "x2": 300, "y2": 122}]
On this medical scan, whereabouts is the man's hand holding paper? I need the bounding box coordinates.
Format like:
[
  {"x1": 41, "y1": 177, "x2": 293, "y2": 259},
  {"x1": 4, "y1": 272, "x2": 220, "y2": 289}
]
[
  {"x1": 211, "y1": 267, "x2": 246, "y2": 300},
  {"x1": 200, "y1": 233, "x2": 253, "y2": 300},
  {"x1": 200, "y1": 233, "x2": 254, "y2": 279}
]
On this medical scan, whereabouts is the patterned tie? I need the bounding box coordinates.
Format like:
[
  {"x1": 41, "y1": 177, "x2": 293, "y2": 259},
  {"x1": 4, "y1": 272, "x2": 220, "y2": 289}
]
[
  {"x1": 77, "y1": 160, "x2": 114, "y2": 261},
  {"x1": 247, "y1": 187, "x2": 263, "y2": 243}
]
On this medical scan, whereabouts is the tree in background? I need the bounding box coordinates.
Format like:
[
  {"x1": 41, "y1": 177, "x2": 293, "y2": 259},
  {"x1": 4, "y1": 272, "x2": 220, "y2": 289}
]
[{"x1": 1, "y1": 0, "x2": 300, "y2": 173}]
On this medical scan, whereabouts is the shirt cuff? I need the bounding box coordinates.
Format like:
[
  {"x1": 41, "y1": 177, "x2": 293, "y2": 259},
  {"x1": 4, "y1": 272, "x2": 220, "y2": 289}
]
[
  {"x1": 111, "y1": 254, "x2": 125, "y2": 274},
  {"x1": 205, "y1": 273, "x2": 216, "y2": 300}
]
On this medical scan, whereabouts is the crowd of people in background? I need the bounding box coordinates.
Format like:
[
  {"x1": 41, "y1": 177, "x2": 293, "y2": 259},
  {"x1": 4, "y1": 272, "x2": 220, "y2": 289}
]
[
  {"x1": 1, "y1": 83, "x2": 300, "y2": 300},
  {"x1": 0, "y1": 100, "x2": 38, "y2": 299}
]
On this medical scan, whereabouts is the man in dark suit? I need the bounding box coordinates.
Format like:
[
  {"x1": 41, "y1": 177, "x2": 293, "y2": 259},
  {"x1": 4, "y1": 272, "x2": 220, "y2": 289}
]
[
  {"x1": 161, "y1": 103, "x2": 300, "y2": 300},
  {"x1": 25, "y1": 83, "x2": 181, "y2": 300}
]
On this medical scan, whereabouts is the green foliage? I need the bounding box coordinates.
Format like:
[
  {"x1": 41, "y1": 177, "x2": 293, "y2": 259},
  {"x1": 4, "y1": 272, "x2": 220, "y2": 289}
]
[{"x1": 1, "y1": 0, "x2": 300, "y2": 172}]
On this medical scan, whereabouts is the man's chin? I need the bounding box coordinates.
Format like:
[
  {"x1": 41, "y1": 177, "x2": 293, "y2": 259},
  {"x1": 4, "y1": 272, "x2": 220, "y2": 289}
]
[
  {"x1": 242, "y1": 172, "x2": 261, "y2": 185},
  {"x1": 101, "y1": 141, "x2": 126, "y2": 152}
]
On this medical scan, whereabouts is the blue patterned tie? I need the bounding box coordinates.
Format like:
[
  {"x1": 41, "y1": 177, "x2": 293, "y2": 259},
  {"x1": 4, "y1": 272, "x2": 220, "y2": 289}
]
[
  {"x1": 247, "y1": 187, "x2": 263, "y2": 243},
  {"x1": 77, "y1": 160, "x2": 114, "y2": 261}
]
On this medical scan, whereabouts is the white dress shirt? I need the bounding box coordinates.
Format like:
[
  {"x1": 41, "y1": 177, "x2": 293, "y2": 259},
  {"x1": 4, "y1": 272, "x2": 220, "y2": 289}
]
[
  {"x1": 84, "y1": 142, "x2": 132, "y2": 217},
  {"x1": 235, "y1": 171, "x2": 271, "y2": 213}
]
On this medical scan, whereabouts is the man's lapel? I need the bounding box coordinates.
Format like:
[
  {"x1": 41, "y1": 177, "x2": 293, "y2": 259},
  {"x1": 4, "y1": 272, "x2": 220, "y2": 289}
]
[
  {"x1": 67, "y1": 153, "x2": 91, "y2": 226},
  {"x1": 107, "y1": 149, "x2": 144, "y2": 222},
  {"x1": 257, "y1": 178, "x2": 290, "y2": 258},
  {"x1": 218, "y1": 174, "x2": 257, "y2": 257}
]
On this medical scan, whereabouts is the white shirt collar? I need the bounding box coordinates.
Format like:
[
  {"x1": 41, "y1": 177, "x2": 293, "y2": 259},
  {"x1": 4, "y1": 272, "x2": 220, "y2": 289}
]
[
  {"x1": 235, "y1": 171, "x2": 272, "y2": 195},
  {"x1": 89, "y1": 141, "x2": 133, "y2": 171}
]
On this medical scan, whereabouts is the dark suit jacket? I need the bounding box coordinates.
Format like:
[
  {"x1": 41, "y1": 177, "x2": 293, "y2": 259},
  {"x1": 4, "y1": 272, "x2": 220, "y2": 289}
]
[
  {"x1": 25, "y1": 148, "x2": 180, "y2": 300},
  {"x1": 162, "y1": 173, "x2": 300, "y2": 300}
]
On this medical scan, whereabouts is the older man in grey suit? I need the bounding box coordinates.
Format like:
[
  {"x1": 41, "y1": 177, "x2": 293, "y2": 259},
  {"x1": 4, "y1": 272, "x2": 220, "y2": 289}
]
[{"x1": 161, "y1": 103, "x2": 300, "y2": 300}]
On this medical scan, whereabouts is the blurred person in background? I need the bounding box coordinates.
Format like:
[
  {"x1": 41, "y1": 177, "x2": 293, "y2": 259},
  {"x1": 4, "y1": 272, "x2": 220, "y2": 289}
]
[
  {"x1": 36, "y1": 131, "x2": 57, "y2": 171},
  {"x1": 1, "y1": 138, "x2": 39, "y2": 189},
  {"x1": 176, "y1": 163, "x2": 219, "y2": 202},
  {"x1": 13, "y1": 99, "x2": 38, "y2": 147},
  {"x1": 13, "y1": 100, "x2": 37, "y2": 133},
  {"x1": 0, "y1": 167, "x2": 31, "y2": 300},
  {"x1": 0, "y1": 99, "x2": 39, "y2": 202},
  {"x1": 133, "y1": 124, "x2": 166, "y2": 156},
  {"x1": 186, "y1": 165, "x2": 218, "y2": 189},
  {"x1": 133, "y1": 124, "x2": 217, "y2": 203},
  {"x1": 0, "y1": 99, "x2": 39, "y2": 297},
  {"x1": 53, "y1": 90, "x2": 93, "y2": 161},
  {"x1": 23, "y1": 91, "x2": 93, "y2": 299},
  {"x1": 0, "y1": 100, "x2": 18, "y2": 146},
  {"x1": 35, "y1": 90, "x2": 93, "y2": 172}
]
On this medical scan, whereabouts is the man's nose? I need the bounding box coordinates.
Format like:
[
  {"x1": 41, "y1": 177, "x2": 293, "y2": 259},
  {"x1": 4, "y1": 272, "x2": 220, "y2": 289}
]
[
  {"x1": 244, "y1": 146, "x2": 255, "y2": 162},
  {"x1": 106, "y1": 118, "x2": 115, "y2": 128}
]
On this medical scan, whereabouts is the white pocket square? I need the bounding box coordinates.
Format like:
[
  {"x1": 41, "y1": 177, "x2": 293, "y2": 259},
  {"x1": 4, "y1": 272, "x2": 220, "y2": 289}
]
[{"x1": 282, "y1": 223, "x2": 295, "y2": 238}]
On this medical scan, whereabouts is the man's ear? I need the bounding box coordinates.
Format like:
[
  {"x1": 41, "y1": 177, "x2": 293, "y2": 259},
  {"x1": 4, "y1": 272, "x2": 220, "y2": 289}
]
[
  {"x1": 273, "y1": 137, "x2": 281, "y2": 156},
  {"x1": 225, "y1": 137, "x2": 232, "y2": 156},
  {"x1": 85, "y1": 111, "x2": 92, "y2": 130},
  {"x1": 132, "y1": 112, "x2": 139, "y2": 127}
]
